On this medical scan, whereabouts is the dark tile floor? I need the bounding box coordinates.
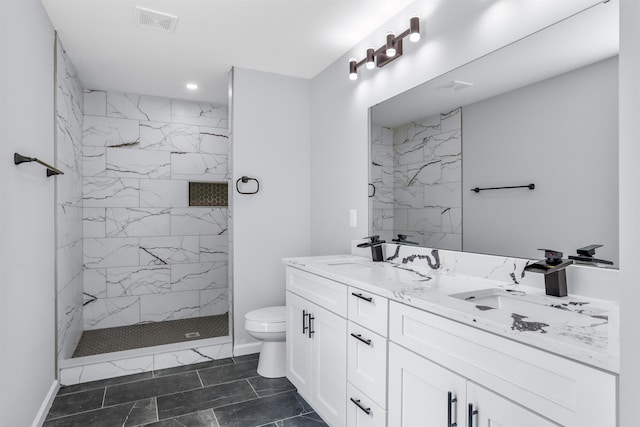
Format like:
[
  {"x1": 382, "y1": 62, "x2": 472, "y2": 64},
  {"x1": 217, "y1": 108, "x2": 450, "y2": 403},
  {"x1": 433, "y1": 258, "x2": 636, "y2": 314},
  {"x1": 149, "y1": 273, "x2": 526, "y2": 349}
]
[{"x1": 45, "y1": 354, "x2": 328, "y2": 427}]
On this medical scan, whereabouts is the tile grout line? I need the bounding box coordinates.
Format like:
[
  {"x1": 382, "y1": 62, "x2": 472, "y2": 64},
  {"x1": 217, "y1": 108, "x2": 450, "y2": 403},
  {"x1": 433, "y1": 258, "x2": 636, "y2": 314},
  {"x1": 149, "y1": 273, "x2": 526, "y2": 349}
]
[
  {"x1": 245, "y1": 377, "x2": 259, "y2": 398},
  {"x1": 210, "y1": 408, "x2": 221, "y2": 427},
  {"x1": 154, "y1": 396, "x2": 159, "y2": 424},
  {"x1": 196, "y1": 369, "x2": 205, "y2": 389}
]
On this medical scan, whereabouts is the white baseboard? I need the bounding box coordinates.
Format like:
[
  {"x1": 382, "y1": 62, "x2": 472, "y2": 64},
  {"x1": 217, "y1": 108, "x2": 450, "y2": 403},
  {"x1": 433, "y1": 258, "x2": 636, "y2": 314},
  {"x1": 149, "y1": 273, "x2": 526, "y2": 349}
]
[
  {"x1": 234, "y1": 341, "x2": 262, "y2": 357},
  {"x1": 31, "y1": 380, "x2": 58, "y2": 427}
]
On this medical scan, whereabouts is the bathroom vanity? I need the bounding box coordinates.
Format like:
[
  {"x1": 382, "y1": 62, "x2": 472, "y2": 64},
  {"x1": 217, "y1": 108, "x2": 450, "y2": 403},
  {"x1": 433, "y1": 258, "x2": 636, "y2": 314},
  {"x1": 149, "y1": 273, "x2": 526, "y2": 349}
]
[{"x1": 283, "y1": 245, "x2": 618, "y2": 427}]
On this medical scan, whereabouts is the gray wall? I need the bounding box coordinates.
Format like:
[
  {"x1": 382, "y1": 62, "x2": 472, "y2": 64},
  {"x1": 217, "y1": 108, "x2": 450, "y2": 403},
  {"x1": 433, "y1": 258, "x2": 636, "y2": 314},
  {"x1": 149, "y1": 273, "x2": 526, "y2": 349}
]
[
  {"x1": 619, "y1": 0, "x2": 640, "y2": 424},
  {"x1": 231, "y1": 68, "x2": 311, "y2": 354},
  {"x1": 0, "y1": 0, "x2": 56, "y2": 425},
  {"x1": 462, "y1": 57, "x2": 618, "y2": 264}
]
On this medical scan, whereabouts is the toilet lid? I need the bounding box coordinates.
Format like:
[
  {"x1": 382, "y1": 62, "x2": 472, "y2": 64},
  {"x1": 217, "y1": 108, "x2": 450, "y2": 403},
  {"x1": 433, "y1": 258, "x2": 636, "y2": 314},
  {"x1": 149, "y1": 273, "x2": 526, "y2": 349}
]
[{"x1": 245, "y1": 306, "x2": 286, "y2": 323}]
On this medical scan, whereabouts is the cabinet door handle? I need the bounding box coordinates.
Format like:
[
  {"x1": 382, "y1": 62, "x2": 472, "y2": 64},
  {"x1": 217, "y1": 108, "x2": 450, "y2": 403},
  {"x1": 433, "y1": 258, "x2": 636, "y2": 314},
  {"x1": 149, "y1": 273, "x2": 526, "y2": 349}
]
[
  {"x1": 350, "y1": 397, "x2": 372, "y2": 415},
  {"x1": 351, "y1": 292, "x2": 373, "y2": 303},
  {"x1": 308, "y1": 315, "x2": 315, "y2": 338},
  {"x1": 350, "y1": 333, "x2": 372, "y2": 346},
  {"x1": 467, "y1": 403, "x2": 478, "y2": 427},
  {"x1": 302, "y1": 310, "x2": 309, "y2": 335},
  {"x1": 448, "y1": 392, "x2": 458, "y2": 427}
]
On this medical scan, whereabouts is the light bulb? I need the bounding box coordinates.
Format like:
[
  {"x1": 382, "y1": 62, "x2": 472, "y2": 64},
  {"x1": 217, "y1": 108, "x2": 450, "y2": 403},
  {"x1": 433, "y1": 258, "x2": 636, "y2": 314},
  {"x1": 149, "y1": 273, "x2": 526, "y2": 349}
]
[
  {"x1": 386, "y1": 32, "x2": 396, "y2": 57},
  {"x1": 349, "y1": 59, "x2": 358, "y2": 81},
  {"x1": 409, "y1": 16, "x2": 420, "y2": 42},
  {"x1": 366, "y1": 48, "x2": 375, "y2": 70}
]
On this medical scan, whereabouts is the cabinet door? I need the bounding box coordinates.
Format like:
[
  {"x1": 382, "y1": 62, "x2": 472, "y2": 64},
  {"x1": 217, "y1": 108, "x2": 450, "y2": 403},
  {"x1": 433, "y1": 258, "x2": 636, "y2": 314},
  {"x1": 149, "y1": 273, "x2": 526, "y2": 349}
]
[
  {"x1": 286, "y1": 291, "x2": 312, "y2": 398},
  {"x1": 467, "y1": 382, "x2": 559, "y2": 427},
  {"x1": 388, "y1": 342, "x2": 466, "y2": 427},
  {"x1": 312, "y1": 303, "x2": 347, "y2": 427}
]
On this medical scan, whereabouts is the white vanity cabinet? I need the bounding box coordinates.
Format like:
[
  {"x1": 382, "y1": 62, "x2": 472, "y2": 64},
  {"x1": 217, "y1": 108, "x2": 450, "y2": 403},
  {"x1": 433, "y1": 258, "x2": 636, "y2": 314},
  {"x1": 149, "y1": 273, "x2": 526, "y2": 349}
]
[
  {"x1": 389, "y1": 301, "x2": 617, "y2": 427},
  {"x1": 285, "y1": 268, "x2": 347, "y2": 427}
]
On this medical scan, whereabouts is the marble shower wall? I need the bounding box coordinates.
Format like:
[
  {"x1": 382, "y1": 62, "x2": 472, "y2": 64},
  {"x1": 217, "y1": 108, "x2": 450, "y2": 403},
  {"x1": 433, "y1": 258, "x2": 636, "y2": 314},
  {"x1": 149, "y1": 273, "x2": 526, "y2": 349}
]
[
  {"x1": 56, "y1": 38, "x2": 85, "y2": 359},
  {"x1": 370, "y1": 125, "x2": 394, "y2": 242},
  {"x1": 81, "y1": 90, "x2": 229, "y2": 330},
  {"x1": 371, "y1": 109, "x2": 462, "y2": 249}
]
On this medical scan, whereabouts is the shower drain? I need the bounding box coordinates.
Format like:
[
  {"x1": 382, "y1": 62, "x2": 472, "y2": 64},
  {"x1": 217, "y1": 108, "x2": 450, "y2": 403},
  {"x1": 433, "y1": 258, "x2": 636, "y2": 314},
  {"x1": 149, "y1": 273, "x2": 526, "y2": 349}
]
[{"x1": 185, "y1": 332, "x2": 201, "y2": 338}]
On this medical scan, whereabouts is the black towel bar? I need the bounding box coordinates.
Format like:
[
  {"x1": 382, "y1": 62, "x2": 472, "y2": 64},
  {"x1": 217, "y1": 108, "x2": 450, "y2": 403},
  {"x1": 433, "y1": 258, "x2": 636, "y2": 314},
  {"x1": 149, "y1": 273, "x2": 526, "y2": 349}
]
[
  {"x1": 471, "y1": 183, "x2": 534, "y2": 193},
  {"x1": 14, "y1": 152, "x2": 64, "y2": 177}
]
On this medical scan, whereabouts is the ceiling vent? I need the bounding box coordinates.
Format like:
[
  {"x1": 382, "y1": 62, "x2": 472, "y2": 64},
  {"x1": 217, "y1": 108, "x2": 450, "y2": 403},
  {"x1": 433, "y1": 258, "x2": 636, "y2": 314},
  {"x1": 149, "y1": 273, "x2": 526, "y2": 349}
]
[
  {"x1": 437, "y1": 80, "x2": 473, "y2": 93},
  {"x1": 135, "y1": 7, "x2": 178, "y2": 33}
]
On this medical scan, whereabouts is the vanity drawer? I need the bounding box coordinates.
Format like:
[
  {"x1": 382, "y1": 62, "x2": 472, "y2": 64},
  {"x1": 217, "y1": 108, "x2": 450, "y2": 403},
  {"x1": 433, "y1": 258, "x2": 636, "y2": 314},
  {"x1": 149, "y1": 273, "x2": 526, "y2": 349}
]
[
  {"x1": 348, "y1": 286, "x2": 388, "y2": 337},
  {"x1": 389, "y1": 301, "x2": 616, "y2": 427},
  {"x1": 347, "y1": 383, "x2": 387, "y2": 427},
  {"x1": 286, "y1": 267, "x2": 347, "y2": 317},
  {"x1": 347, "y1": 321, "x2": 387, "y2": 408}
]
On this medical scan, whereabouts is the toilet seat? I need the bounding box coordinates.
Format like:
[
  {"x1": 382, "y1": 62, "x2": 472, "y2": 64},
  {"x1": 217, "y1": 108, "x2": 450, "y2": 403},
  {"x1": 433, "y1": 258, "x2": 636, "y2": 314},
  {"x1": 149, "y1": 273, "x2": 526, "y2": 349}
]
[{"x1": 245, "y1": 306, "x2": 286, "y2": 333}]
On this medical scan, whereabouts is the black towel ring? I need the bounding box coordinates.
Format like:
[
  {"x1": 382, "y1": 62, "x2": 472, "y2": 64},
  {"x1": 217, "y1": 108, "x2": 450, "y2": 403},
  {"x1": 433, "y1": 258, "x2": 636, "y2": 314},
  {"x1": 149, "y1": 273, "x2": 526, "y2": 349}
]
[{"x1": 236, "y1": 176, "x2": 260, "y2": 194}]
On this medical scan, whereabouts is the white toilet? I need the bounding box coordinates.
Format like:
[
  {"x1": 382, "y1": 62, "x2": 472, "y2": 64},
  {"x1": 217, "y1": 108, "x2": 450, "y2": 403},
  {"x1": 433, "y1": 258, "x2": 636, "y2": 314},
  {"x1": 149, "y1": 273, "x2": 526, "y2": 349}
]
[{"x1": 244, "y1": 305, "x2": 287, "y2": 378}]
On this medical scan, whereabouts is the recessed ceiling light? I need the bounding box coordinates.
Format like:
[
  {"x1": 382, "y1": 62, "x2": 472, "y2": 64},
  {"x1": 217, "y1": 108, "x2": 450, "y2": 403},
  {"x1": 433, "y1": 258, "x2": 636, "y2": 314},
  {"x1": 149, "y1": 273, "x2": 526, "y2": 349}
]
[{"x1": 186, "y1": 83, "x2": 198, "y2": 90}]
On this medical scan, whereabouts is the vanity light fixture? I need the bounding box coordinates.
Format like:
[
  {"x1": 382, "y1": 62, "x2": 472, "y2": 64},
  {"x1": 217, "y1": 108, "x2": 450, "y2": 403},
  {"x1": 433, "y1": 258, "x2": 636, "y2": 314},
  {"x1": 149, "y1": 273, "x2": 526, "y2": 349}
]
[{"x1": 348, "y1": 16, "x2": 421, "y2": 80}]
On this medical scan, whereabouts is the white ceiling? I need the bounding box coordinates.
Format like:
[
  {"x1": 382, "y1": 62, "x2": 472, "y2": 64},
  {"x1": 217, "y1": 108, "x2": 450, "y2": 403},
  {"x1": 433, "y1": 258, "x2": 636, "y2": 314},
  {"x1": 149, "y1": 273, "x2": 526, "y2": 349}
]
[{"x1": 41, "y1": 0, "x2": 417, "y2": 104}]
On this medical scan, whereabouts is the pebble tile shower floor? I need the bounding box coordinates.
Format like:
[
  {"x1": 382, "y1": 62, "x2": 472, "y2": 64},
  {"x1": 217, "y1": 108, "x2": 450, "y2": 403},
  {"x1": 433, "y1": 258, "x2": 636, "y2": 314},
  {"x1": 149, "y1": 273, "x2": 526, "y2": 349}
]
[
  {"x1": 45, "y1": 354, "x2": 328, "y2": 426},
  {"x1": 73, "y1": 315, "x2": 229, "y2": 357}
]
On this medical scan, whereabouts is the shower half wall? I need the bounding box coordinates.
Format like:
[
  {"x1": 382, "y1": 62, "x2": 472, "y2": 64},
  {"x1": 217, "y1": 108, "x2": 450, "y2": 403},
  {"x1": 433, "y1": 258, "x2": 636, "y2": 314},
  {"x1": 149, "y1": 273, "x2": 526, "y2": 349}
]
[{"x1": 55, "y1": 38, "x2": 231, "y2": 364}]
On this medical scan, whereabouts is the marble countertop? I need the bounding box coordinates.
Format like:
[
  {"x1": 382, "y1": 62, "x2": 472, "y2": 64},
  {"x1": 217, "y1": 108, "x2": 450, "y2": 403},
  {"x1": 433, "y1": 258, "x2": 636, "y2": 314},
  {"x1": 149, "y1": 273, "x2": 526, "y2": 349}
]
[{"x1": 283, "y1": 254, "x2": 619, "y2": 374}]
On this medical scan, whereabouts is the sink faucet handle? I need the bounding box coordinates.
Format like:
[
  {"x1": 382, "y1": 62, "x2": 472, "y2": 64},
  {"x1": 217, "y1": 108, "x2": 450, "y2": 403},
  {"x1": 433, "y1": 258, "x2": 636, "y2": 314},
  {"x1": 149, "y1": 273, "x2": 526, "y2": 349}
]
[
  {"x1": 537, "y1": 248, "x2": 563, "y2": 266},
  {"x1": 576, "y1": 244, "x2": 603, "y2": 257}
]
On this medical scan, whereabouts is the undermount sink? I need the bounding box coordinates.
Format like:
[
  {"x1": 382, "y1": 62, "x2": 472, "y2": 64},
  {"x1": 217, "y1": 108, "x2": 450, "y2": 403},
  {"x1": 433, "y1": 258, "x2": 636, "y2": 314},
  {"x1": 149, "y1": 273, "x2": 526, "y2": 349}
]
[{"x1": 449, "y1": 288, "x2": 605, "y2": 325}]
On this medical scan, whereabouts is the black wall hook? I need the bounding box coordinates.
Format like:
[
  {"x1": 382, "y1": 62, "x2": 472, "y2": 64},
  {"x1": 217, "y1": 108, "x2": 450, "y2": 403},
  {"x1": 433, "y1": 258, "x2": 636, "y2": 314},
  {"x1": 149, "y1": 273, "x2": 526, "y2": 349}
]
[{"x1": 236, "y1": 176, "x2": 259, "y2": 194}]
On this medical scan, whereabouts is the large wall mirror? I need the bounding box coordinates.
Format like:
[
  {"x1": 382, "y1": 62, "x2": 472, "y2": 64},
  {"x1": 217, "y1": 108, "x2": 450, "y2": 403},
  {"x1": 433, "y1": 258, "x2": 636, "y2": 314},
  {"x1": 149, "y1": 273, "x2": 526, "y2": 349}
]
[{"x1": 369, "y1": 2, "x2": 619, "y2": 266}]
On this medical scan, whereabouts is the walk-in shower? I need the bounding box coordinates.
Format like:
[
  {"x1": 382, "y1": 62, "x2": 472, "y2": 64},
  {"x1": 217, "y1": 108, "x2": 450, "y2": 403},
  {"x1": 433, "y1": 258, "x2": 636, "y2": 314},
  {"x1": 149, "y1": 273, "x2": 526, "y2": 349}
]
[{"x1": 54, "y1": 36, "x2": 232, "y2": 382}]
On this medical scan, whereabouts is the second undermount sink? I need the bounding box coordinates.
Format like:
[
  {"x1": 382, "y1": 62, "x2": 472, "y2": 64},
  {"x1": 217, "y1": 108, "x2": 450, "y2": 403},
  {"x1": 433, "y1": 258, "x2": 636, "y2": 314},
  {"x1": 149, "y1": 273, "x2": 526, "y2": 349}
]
[{"x1": 449, "y1": 288, "x2": 604, "y2": 324}]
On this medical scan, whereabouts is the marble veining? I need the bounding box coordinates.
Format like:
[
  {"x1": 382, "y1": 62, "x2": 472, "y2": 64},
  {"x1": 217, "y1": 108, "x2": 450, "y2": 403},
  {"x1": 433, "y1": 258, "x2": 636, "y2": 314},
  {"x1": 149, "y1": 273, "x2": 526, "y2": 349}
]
[
  {"x1": 371, "y1": 109, "x2": 462, "y2": 249},
  {"x1": 81, "y1": 90, "x2": 230, "y2": 328},
  {"x1": 55, "y1": 37, "x2": 84, "y2": 361},
  {"x1": 284, "y1": 245, "x2": 619, "y2": 373}
]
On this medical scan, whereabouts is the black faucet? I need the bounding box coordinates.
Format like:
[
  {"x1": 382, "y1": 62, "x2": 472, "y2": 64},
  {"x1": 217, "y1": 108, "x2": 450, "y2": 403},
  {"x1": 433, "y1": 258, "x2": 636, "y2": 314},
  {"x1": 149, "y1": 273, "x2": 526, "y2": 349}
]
[
  {"x1": 357, "y1": 235, "x2": 386, "y2": 262},
  {"x1": 568, "y1": 244, "x2": 614, "y2": 265},
  {"x1": 392, "y1": 234, "x2": 418, "y2": 245},
  {"x1": 524, "y1": 249, "x2": 574, "y2": 297}
]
